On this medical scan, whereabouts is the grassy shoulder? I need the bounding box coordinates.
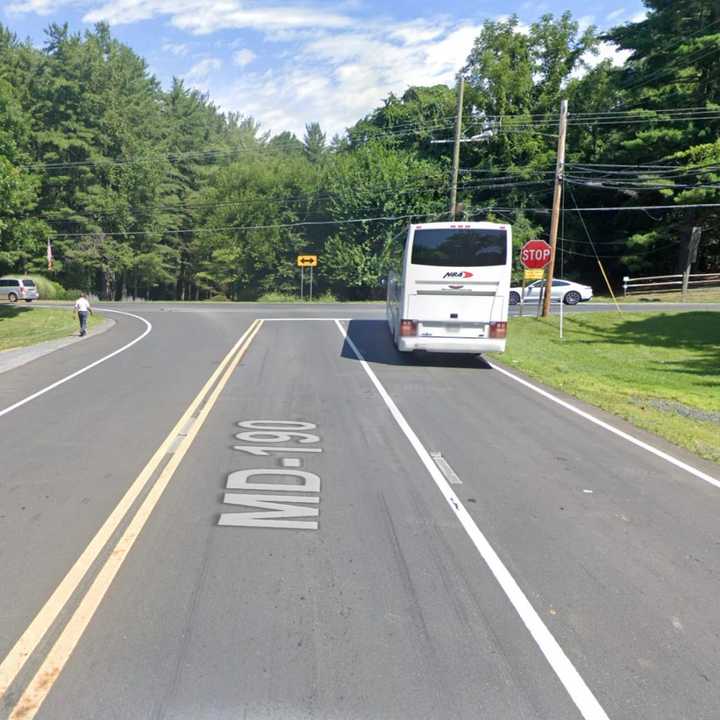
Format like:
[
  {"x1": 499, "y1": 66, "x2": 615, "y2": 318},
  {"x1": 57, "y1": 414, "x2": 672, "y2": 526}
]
[
  {"x1": 497, "y1": 311, "x2": 720, "y2": 464},
  {"x1": 595, "y1": 289, "x2": 720, "y2": 304},
  {"x1": 0, "y1": 305, "x2": 102, "y2": 352}
]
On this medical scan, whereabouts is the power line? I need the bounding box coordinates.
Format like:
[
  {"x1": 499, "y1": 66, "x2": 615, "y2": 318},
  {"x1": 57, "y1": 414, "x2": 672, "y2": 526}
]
[
  {"x1": 558, "y1": 241, "x2": 683, "y2": 259},
  {"x1": 459, "y1": 203, "x2": 720, "y2": 215},
  {"x1": 523, "y1": 202, "x2": 720, "y2": 212},
  {"x1": 566, "y1": 177, "x2": 720, "y2": 191},
  {"x1": 35, "y1": 176, "x2": 555, "y2": 227},
  {"x1": 46, "y1": 210, "x2": 450, "y2": 239},
  {"x1": 616, "y1": 39, "x2": 720, "y2": 98},
  {"x1": 20, "y1": 121, "x2": 460, "y2": 173},
  {"x1": 568, "y1": 161, "x2": 720, "y2": 174},
  {"x1": 22, "y1": 104, "x2": 720, "y2": 173}
]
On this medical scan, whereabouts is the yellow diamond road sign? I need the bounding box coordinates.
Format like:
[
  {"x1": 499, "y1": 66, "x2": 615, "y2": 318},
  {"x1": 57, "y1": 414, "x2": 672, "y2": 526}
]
[
  {"x1": 524, "y1": 268, "x2": 544, "y2": 281},
  {"x1": 297, "y1": 255, "x2": 318, "y2": 267}
]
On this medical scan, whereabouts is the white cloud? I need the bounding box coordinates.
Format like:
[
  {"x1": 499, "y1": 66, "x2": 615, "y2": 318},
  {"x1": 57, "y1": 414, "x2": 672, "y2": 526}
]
[
  {"x1": 13, "y1": 0, "x2": 611, "y2": 142},
  {"x1": 184, "y1": 57, "x2": 222, "y2": 85},
  {"x1": 80, "y1": 0, "x2": 352, "y2": 33},
  {"x1": 387, "y1": 18, "x2": 450, "y2": 46},
  {"x1": 162, "y1": 41, "x2": 190, "y2": 56},
  {"x1": 607, "y1": 8, "x2": 626, "y2": 20},
  {"x1": 578, "y1": 41, "x2": 632, "y2": 76},
  {"x1": 630, "y1": 11, "x2": 647, "y2": 23},
  {"x1": 232, "y1": 48, "x2": 256, "y2": 67},
  {"x1": 6, "y1": 0, "x2": 74, "y2": 14},
  {"x1": 208, "y1": 20, "x2": 484, "y2": 138}
]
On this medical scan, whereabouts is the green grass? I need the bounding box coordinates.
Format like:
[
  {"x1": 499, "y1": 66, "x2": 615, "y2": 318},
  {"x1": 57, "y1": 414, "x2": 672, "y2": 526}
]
[
  {"x1": 256, "y1": 291, "x2": 340, "y2": 303},
  {"x1": 498, "y1": 311, "x2": 720, "y2": 463},
  {"x1": 0, "y1": 305, "x2": 102, "y2": 352}
]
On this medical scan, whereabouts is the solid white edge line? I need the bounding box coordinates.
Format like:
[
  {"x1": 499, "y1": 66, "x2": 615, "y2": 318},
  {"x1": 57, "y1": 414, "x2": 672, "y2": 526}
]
[
  {"x1": 0, "y1": 308, "x2": 152, "y2": 420},
  {"x1": 487, "y1": 361, "x2": 720, "y2": 491},
  {"x1": 334, "y1": 319, "x2": 610, "y2": 720}
]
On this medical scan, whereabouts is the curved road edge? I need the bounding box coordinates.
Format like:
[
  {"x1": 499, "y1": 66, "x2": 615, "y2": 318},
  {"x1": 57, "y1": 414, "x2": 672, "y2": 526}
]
[
  {"x1": 0, "y1": 316, "x2": 116, "y2": 376},
  {"x1": 0, "y1": 308, "x2": 152, "y2": 420}
]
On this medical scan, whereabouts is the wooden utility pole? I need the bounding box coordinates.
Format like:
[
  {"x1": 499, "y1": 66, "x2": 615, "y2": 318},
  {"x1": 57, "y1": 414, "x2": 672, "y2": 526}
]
[
  {"x1": 449, "y1": 75, "x2": 465, "y2": 220},
  {"x1": 541, "y1": 99, "x2": 569, "y2": 318}
]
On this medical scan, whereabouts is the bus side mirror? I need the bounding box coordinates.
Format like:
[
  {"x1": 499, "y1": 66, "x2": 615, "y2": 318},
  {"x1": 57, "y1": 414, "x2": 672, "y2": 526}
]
[{"x1": 379, "y1": 277, "x2": 387, "y2": 287}]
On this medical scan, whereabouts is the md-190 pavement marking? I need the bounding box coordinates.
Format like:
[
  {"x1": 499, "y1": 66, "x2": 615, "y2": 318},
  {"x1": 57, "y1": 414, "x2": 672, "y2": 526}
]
[
  {"x1": 4, "y1": 320, "x2": 263, "y2": 720},
  {"x1": 219, "y1": 420, "x2": 323, "y2": 530},
  {"x1": 334, "y1": 319, "x2": 611, "y2": 720}
]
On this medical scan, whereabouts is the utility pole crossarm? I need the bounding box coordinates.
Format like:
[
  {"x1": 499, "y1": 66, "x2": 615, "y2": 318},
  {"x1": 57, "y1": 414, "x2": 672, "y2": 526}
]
[{"x1": 542, "y1": 99, "x2": 569, "y2": 318}]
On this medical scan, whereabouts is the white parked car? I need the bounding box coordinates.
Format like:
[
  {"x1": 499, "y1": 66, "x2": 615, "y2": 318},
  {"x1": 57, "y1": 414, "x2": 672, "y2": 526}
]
[{"x1": 509, "y1": 279, "x2": 593, "y2": 306}]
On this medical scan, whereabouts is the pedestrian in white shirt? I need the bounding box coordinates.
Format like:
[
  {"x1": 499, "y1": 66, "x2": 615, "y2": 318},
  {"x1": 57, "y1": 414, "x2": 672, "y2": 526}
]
[{"x1": 74, "y1": 293, "x2": 93, "y2": 337}]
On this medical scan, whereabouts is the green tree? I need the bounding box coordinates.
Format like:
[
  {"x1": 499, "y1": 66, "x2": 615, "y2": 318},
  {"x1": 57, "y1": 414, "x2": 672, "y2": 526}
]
[
  {"x1": 0, "y1": 77, "x2": 46, "y2": 274},
  {"x1": 599, "y1": 0, "x2": 720, "y2": 272},
  {"x1": 303, "y1": 122, "x2": 326, "y2": 163},
  {"x1": 192, "y1": 152, "x2": 320, "y2": 298},
  {"x1": 269, "y1": 131, "x2": 303, "y2": 155},
  {"x1": 348, "y1": 85, "x2": 457, "y2": 163},
  {"x1": 321, "y1": 141, "x2": 446, "y2": 298}
]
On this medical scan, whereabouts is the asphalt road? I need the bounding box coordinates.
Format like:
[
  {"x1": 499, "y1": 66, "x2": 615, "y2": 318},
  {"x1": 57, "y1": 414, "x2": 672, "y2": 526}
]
[{"x1": 1, "y1": 302, "x2": 719, "y2": 720}]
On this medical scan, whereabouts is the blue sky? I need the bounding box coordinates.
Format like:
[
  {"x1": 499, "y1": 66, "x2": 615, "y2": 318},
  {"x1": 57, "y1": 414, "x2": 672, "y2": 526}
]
[{"x1": 2, "y1": 0, "x2": 646, "y2": 137}]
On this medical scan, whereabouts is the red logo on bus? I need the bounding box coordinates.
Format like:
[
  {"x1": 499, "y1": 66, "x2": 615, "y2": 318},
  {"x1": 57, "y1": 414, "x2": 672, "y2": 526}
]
[{"x1": 443, "y1": 271, "x2": 473, "y2": 279}]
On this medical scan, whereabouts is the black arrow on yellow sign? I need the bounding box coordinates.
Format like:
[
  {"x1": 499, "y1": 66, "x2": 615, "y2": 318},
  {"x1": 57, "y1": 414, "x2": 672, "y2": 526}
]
[{"x1": 297, "y1": 255, "x2": 318, "y2": 267}]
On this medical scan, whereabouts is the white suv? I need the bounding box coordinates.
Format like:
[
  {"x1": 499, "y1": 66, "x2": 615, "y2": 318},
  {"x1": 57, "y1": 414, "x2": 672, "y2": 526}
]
[{"x1": 0, "y1": 277, "x2": 40, "y2": 303}]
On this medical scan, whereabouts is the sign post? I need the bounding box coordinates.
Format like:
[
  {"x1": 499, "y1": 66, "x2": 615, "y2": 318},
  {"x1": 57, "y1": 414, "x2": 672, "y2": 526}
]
[
  {"x1": 297, "y1": 255, "x2": 319, "y2": 302},
  {"x1": 519, "y1": 240, "x2": 552, "y2": 317}
]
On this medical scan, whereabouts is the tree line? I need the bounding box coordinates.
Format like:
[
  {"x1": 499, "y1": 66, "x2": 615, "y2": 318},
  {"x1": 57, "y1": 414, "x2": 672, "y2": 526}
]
[{"x1": 0, "y1": 0, "x2": 717, "y2": 300}]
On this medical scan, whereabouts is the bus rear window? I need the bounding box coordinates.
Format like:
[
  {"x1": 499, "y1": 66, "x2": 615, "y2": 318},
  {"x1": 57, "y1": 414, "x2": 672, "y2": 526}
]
[{"x1": 411, "y1": 228, "x2": 507, "y2": 267}]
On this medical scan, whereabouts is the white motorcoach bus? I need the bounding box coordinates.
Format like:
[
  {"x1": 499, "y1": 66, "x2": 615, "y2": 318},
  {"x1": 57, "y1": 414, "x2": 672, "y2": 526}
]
[{"x1": 386, "y1": 221, "x2": 512, "y2": 354}]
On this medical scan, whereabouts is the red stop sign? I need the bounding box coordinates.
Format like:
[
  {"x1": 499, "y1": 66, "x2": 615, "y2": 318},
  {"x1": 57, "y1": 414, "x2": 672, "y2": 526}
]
[{"x1": 520, "y1": 240, "x2": 552, "y2": 269}]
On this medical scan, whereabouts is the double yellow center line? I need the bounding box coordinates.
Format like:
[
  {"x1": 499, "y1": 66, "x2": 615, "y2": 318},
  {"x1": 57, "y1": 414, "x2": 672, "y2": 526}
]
[{"x1": 1, "y1": 319, "x2": 264, "y2": 720}]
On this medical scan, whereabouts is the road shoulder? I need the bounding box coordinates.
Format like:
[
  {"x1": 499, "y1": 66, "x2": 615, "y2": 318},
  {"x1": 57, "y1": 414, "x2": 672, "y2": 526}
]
[{"x1": 0, "y1": 316, "x2": 115, "y2": 376}]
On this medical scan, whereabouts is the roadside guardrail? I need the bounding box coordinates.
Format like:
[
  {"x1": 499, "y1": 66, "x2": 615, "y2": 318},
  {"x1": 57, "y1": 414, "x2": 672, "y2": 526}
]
[{"x1": 622, "y1": 272, "x2": 720, "y2": 296}]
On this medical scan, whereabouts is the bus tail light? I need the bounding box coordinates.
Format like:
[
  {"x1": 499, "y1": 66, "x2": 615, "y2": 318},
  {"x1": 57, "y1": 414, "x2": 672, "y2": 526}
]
[
  {"x1": 400, "y1": 319, "x2": 417, "y2": 337},
  {"x1": 489, "y1": 321, "x2": 507, "y2": 339}
]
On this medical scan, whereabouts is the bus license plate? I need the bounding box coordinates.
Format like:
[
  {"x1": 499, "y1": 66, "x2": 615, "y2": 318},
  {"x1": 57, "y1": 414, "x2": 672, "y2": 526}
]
[{"x1": 446, "y1": 325, "x2": 460, "y2": 333}]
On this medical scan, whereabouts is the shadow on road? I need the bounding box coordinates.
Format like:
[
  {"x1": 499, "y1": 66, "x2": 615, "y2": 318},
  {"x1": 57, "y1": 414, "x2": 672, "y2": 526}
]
[{"x1": 340, "y1": 319, "x2": 492, "y2": 369}]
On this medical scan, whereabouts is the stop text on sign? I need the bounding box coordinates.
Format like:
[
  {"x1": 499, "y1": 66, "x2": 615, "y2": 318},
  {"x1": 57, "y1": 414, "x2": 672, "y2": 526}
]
[
  {"x1": 218, "y1": 420, "x2": 322, "y2": 530},
  {"x1": 520, "y1": 240, "x2": 552, "y2": 269}
]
